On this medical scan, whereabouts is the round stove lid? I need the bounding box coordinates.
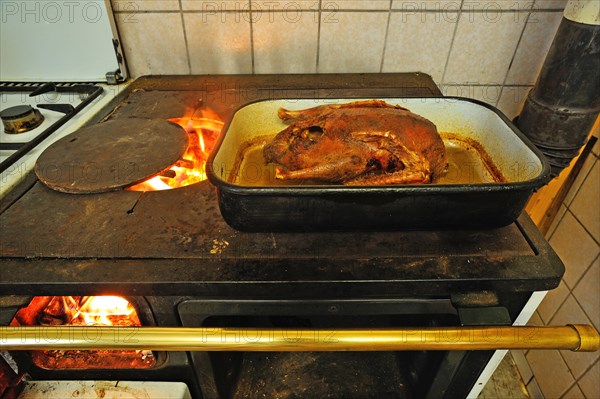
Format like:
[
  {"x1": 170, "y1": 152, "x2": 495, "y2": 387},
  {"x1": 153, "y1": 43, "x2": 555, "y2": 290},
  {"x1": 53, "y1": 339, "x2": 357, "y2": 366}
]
[{"x1": 35, "y1": 118, "x2": 189, "y2": 194}]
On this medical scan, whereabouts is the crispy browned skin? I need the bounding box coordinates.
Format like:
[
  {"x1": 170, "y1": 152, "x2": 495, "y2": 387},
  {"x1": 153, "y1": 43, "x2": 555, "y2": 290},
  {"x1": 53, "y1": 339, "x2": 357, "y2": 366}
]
[{"x1": 263, "y1": 100, "x2": 447, "y2": 185}]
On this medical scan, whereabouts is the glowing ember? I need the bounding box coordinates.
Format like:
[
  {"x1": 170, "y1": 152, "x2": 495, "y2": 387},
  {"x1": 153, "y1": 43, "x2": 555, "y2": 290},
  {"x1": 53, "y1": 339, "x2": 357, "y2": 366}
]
[{"x1": 127, "y1": 108, "x2": 224, "y2": 191}]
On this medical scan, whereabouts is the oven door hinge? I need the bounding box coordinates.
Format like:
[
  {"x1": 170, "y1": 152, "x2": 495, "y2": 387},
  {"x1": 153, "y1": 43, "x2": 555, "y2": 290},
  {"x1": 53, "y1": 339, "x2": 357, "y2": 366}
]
[{"x1": 105, "y1": 70, "x2": 124, "y2": 85}]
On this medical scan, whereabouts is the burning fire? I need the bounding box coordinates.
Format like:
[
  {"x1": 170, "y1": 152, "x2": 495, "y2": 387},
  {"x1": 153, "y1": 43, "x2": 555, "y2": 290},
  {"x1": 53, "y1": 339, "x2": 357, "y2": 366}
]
[
  {"x1": 127, "y1": 108, "x2": 224, "y2": 191},
  {"x1": 11, "y1": 296, "x2": 154, "y2": 370},
  {"x1": 24, "y1": 296, "x2": 142, "y2": 327},
  {"x1": 77, "y1": 296, "x2": 136, "y2": 326}
]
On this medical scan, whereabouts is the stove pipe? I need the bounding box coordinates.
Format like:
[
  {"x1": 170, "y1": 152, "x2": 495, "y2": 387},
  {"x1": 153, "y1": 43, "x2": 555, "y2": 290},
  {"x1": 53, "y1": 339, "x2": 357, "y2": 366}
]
[{"x1": 516, "y1": 0, "x2": 600, "y2": 177}]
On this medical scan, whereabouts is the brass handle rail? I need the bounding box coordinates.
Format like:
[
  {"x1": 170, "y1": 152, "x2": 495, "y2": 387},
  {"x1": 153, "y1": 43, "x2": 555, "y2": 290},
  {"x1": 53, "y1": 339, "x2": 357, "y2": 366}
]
[{"x1": 1, "y1": 325, "x2": 598, "y2": 352}]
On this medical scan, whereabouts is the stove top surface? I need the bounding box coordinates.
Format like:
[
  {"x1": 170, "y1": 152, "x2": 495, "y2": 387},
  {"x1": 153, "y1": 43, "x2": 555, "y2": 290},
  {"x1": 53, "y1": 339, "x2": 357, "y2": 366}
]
[{"x1": 0, "y1": 74, "x2": 564, "y2": 297}]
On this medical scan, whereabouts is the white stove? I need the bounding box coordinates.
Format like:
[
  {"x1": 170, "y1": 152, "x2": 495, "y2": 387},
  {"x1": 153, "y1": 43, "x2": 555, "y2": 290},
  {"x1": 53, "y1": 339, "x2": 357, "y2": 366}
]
[
  {"x1": 0, "y1": 82, "x2": 125, "y2": 198},
  {"x1": 0, "y1": 0, "x2": 129, "y2": 198},
  {"x1": 0, "y1": 85, "x2": 92, "y2": 158}
]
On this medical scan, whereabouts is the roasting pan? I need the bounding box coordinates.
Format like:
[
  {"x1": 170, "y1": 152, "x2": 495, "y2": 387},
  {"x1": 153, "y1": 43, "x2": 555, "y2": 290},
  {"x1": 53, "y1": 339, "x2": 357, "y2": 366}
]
[{"x1": 207, "y1": 98, "x2": 550, "y2": 231}]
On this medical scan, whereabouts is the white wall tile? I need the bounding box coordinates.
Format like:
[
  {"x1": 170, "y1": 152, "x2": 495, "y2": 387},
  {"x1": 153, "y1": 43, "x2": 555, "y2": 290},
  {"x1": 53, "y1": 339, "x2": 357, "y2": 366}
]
[
  {"x1": 551, "y1": 295, "x2": 599, "y2": 378},
  {"x1": 444, "y1": 11, "x2": 527, "y2": 84},
  {"x1": 573, "y1": 256, "x2": 600, "y2": 330},
  {"x1": 383, "y1": 12, "x2": 457, "y2": 83},
  {"x1": 462, "y1": 0, "x2": 534, "y2": 10},
  {"x1": 116, "y1": 13, "x2": 189, "y2": 76},
  {"x1": 537, "y1": 279, "x2": 569, "y2": 323},
  {"x1": 563, "y1": 384, "x2": 585, "y2": 399},
  {"x1": 181, "y1": 0, "x2": 250, "y2": 11},
  {"x1": 506, "y1": 11, "x2": 563, "y2": 85},
  {"x1": 184, "y1": 13, "x2": 253, "y2": 74},
  {"x1": 549, "y1": 211, "x2": 600, "y2": 289},
  {"x1": 527, "y1": 349, "x2": 575, "y2": 399},
  {"x1": 564, "y1": 155, "x2": 596, "y2": 206},
  {"x1": 570, "y1": 160, "x2": 600, "y2": 239},
  {"x1": 440, "y1": 85, "x2": 502, "y2": 105},
  {"x1": 546, "y1": 203, "x2": 567, "y2": 239},
  {"x1": 528, "y1": 311, "x2": 543, "y2": 325},
  {"x1": 319, "y1": 12, "x2": 389, "y2": 73},
  {"x1": 323, "y1": 0, "x2": 392, "y2": 10},
  {"x1": 392, "y1": 0, "x2": 462, "y2": 11},
  {"x1": 578, "y1": 360, "x2": 600, "y2": 399},
  {"x1": 112, "y1": 0, "x2": 180, "y2": 11},
  {"x1": 253, "y1": 11, "x2": 319, "y2": 73},
  {"x1": 253, "y1": 1, "x2": 319, "y2": 10},
  {"x1": 534, "y1": 0, "x2": 569, "y2": 10},
  {"x1": 496, "y1": 85, "x2": 531, "y2": 119}
]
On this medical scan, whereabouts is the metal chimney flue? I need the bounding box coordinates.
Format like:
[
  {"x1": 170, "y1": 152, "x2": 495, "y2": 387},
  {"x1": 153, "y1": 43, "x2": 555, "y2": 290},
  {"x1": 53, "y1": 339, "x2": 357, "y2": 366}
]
[{"x1": 516, "y1": 0, "x2": 600, "y2": 177}]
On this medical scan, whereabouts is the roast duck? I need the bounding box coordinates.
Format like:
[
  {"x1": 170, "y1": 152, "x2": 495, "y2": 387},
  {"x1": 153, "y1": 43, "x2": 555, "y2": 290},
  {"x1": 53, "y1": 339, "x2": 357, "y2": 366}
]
[{"x1": 263, "y1": 100, "x2": 448, "y2": 185}]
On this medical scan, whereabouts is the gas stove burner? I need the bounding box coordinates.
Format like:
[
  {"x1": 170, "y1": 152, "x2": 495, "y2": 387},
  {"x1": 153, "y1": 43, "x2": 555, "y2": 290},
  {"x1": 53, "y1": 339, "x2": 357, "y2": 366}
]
[{"x1": 0, "y1": 104, "x2": 45, "y2": 134}]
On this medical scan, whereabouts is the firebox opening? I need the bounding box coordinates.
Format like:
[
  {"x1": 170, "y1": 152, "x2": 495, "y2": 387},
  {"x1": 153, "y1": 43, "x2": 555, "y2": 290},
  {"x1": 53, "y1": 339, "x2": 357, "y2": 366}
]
[
  {"x1": 10, "y1": 296, "x2": 156, "y2": 370},
  {"x1": 127, "y1": 109, "x2": 224, "y2": 192}
]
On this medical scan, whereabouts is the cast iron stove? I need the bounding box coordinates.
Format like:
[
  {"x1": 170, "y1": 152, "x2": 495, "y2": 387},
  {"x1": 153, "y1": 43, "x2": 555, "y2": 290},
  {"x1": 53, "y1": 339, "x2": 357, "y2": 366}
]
[{"x1": 0, "y1": 74, "x2": 564, "y2": 399}]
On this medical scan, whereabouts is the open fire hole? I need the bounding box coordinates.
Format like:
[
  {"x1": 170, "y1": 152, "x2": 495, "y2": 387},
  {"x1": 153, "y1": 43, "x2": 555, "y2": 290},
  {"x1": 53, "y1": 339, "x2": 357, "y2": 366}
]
[
  {"x1": 10, "y1": 296, "x2": 155, "y2": 370},
  {"x1": 127, "y1": 108, "x2": 223, "y2": 191}
]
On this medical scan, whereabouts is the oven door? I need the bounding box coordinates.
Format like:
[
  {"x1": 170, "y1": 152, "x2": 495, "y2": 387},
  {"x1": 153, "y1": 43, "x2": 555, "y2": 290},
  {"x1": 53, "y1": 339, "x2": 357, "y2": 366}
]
[{"x1": 178, "y1": 298, "x2": 462, "y2": 399}]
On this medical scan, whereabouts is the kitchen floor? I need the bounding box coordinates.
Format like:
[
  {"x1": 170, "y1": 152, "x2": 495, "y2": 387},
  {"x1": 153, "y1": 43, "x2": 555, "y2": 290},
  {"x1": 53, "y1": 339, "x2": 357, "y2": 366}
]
[{"x1": 480, "y1": 353, "x2": 530, "y2": 399}]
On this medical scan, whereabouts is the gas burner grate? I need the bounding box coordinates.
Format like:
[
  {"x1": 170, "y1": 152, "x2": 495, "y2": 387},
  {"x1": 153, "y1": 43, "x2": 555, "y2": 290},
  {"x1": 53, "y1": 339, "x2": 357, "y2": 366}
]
[
  {"x1": 0, "y1": 83, "x2": 104, "y2": 173},
  {"x1": 0, "y1": 82, "x2": 100, "y2": 88}
]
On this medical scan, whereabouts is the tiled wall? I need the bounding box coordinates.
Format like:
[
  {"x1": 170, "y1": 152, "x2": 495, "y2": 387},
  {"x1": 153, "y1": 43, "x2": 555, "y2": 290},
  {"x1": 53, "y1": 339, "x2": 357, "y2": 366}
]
[
  {"x1": 111, "y1": 0, "x2": 568, "y2": 119},
  {"x1": 512, "y1": 132, "x2": 600, "y2": 399}
]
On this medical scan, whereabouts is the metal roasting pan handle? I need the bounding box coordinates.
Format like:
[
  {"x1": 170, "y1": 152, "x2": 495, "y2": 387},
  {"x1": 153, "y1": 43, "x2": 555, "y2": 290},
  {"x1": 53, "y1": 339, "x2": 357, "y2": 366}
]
[{"x1": 1, "y1": 325, "x2": 598, "y2": 352}]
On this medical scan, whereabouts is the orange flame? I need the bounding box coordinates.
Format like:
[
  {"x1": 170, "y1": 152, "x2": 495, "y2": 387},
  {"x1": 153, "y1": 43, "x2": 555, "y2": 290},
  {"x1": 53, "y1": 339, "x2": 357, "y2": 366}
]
[
  {"x1": 77, "y1": 296, "x2": 137, "y2": 326},
  {"x1": 127, "y1": 107, "x2": 224, "y2": 191}
]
